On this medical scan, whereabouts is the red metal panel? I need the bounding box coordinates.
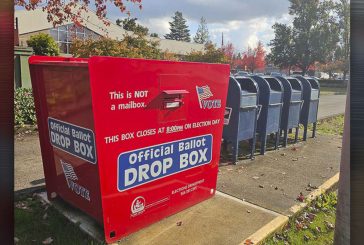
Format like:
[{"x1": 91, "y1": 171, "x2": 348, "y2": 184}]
[
  {"x1": 30, "y1": 56, "x2": 230, "y2": 244},
  {"x1": 29, "y1": 56, "x2": 103, "y2": 222}
]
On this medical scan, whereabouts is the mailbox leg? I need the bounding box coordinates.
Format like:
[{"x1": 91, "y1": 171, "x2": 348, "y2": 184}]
[
  {"x1": 249, "y1": 138, "x2": 256, "y2": 160},
  {"x1": 275, "y1": 131, "x2": 280, "y2": 150},
  {"x1": 303, "y1": 125, "x2": 308, "y2": 141},
  {"x1": 232, "y1": 139, "x2": 239, "y2": 164},
  {"x1": 260, "y1": 134, "x2": 267, "y2": 155},
  {"x1": 222, "y1": 139, "x2": 228, "y2": 152},
  {"x1": 295, "y1": 127, "x2": 299, "y2": 143},
  {"x1": 312, "y1": 123, "x2": 317, "y2": 138},
  {"x1": 283, "y1": 129, "x2": 288, "y2": 147}
]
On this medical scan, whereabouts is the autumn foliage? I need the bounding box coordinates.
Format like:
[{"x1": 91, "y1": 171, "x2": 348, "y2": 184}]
[
  {"x1": 241, "y1": 41, "x2": 266, "y2": 73},
  {"x1": 222, "y1": 42, "x2": 235, "y2": 66},
  {"x1": 15, "y1": 0, "x2": 142, "y2": 27},
  {"x1": 224, "y1": 41, "x2": 266, "y2": 72}
]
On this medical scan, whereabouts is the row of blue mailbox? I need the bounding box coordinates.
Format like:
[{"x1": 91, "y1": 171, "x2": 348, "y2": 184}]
[{"x1": 223, "y1": 75, "x2": 320, "y2": 164}]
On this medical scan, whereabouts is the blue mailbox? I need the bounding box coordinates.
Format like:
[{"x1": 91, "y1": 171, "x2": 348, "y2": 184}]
[
  {"x1": 222, "y1": 76, "x2": 260, "y2": 163},
  {"x1": 294, "y1": 76, "x2": 320, "y2": 140},
  {"x1": 273, "y1": 76, "x2": 303, "y2": 146},
  {"x1": 250, "y1": 75, "x2": 284, "y2": 155}
]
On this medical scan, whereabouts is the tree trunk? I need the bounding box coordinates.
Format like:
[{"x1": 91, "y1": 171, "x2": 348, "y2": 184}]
[
  {"x1": 301, "y1": 67, "x2": 307, "y2": 76},
  {"x1": 333, "y1": 82, "x2": 350, "y2": 245},
  {"x1": 343, "y1": 70, "x2": 347, "y2": 81}
]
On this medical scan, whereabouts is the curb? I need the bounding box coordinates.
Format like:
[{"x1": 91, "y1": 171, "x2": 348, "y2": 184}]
[
  {"x1": 241, "y1": 172, "x2": 340, "y2": 245},
  {"x1": 14, "y1": 185, "x2": 46, "y2": 199},
  {"x1": 240, "y1": 215, "x2": 289, "y2": 245}
]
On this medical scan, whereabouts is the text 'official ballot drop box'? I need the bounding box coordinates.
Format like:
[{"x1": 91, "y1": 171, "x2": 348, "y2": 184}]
[{"x1": 29, "y1": 56, "x2": 230, "y2": 243}]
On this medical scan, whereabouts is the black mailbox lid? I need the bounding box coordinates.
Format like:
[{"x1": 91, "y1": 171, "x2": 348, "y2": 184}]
[
  {"x1": 223, "y1": 76, "x2": 259, "y2": 141},
  {"x1": 235, "y1": 76, "x2": 259, "y2": 108},
  {"x1": 286, "y1": 77, "x2": 303, "y2": 101},
  {"x1": 306, "y1": 78, "x2": 320, "y2": 100},
  {"x1": 263, "y1": 77, "x2": 284, "y2": 104}
]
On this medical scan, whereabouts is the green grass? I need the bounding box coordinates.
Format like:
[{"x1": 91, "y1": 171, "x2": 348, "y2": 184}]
[
  {"x1": 15, "y1": 195, "x2": 102, "y2": 245},
  {"x1": 320, "y1": 87, "x2": 347, "y2": 96},
  {"x1": 264, "y1": 192, "x2": 337, "y2": 245},
  {"x1": 305, "y1": 114, "x2": 345, "y2": 136}
]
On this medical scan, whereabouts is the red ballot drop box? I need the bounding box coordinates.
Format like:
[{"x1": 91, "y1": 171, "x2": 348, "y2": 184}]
[{"x1": 29, "y1": 56, "x2": 230, "y2": 243}]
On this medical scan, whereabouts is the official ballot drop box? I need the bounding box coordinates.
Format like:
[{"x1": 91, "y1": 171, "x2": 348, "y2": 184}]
[{"x1": 29, "y1": 56, "x2": 230, "y2": 243}]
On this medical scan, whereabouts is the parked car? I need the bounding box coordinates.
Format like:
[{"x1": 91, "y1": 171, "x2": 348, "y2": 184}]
[
  {"x1": 270, "y1": 72, "x2": 282, "y2": 76},
  {"x1": 234, "y1": 71, "x2": 250, "y2": 77}
]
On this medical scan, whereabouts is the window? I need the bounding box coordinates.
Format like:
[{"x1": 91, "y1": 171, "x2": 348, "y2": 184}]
[{"x1": 49, "y1": 24, "x2": 97, "y2": 54}]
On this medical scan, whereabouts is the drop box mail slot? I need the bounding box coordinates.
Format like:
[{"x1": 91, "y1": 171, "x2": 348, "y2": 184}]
[{"x1": 29, "y1": 56, "x2": 230, "y2": 243}]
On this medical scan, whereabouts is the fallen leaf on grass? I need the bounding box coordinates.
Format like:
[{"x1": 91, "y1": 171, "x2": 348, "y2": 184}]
[
  {"x1": 325, "y1": 221, "x2": 335, "y2": 229},
  {"x1": 304, "y1": 235, "x2": 310, "y2": 241},
  {"x1": 315, "y1": 226, "x2": 322, "y2": 233},
  {"x1": 15, "y1": 202, "x2": 30, "y2": 210},
  {"x1": 42, "y1": 237, "x2": 53, "y2": 244},
  {"x1": 295, "y1": 222, "x2": 303, "y2": 230},
  {"x1": 308, "y1": 213, "x2": 316, "y2": 221},
  {"x1": 297, "y1": 192, "x2": 305, "y2": 202}
]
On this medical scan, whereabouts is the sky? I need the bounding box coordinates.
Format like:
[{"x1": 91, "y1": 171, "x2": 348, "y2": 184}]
[{"x1": 106, "y1": 0, "x2": 293, "y2": 53}]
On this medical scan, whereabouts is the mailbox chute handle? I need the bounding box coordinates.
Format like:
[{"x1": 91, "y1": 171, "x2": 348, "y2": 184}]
[
  {"x1": 256, "y1": 104, "x2": 262, "y2": 120},
  {"x1": 162, "y1": 90, "x2": 189, "y2": 109},
  {"x1": 300, "y1": 100, "x2": 304, "y2": 109}
]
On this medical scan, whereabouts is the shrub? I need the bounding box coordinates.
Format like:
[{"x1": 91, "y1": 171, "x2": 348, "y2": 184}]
[
  {"x1": 15, "y1": 88, "x2": 36, "y2": 127},
  {"x1": 27, "y1": 33, "x2": 60, "y2": 56},
  {"x1": 183, "y1": 42, "x2": 227, "y2": 63},
  {"x1": 71, "y1": 34, "x2": 163, "y2": 59}
]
